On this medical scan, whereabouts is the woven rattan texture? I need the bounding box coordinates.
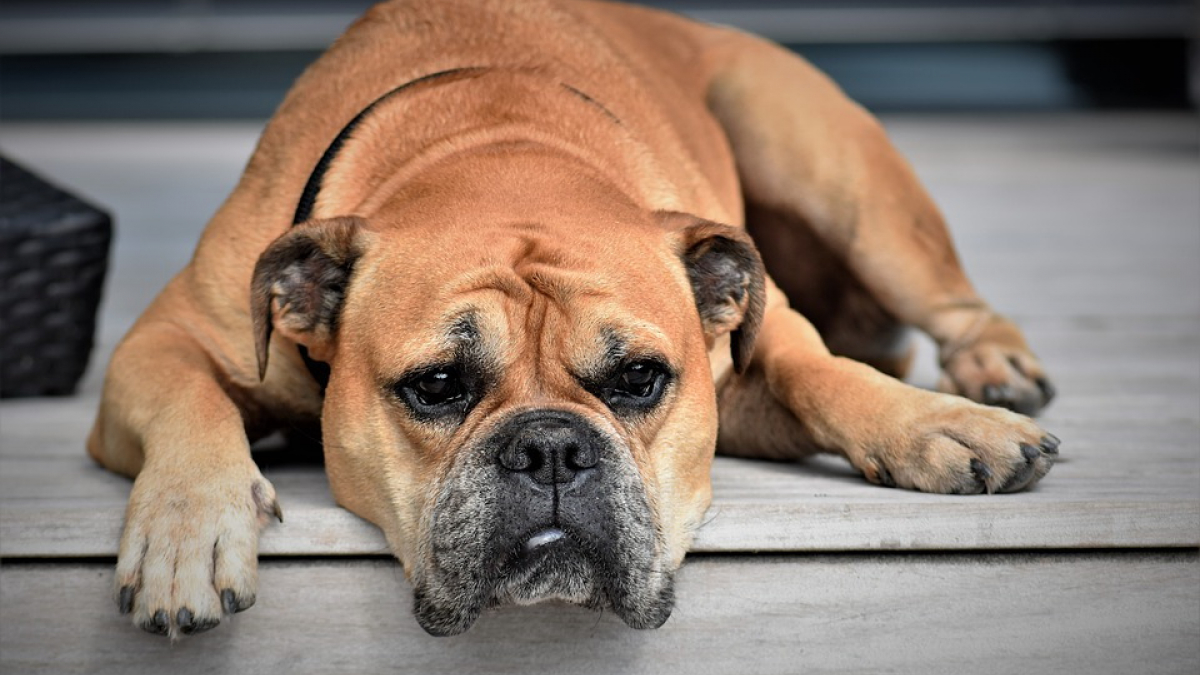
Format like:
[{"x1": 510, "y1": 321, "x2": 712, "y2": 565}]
[{"x1": 0, "y1": 157, "x2": 112, "y2": 397}]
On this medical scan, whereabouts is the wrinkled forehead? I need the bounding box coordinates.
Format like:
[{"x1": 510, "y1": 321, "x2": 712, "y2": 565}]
[{"x1": 344, "y1": 224, "x2": 695, "y2": 375}]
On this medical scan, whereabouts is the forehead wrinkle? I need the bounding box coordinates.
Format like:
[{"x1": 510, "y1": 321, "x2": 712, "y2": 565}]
[{"x1": 447, "y1": 266, "x2": 533, "y2": 303}]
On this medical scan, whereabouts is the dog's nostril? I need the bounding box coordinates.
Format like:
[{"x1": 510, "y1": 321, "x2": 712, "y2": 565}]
[
  {"x1": 498, "y1": 444, "x2": 535, "y2": 472},
  {"x1": 567, "y1": 444, "x2": 597, "y2": 471}
]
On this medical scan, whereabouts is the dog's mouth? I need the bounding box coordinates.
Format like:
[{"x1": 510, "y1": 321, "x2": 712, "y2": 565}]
[
  {"x1": 410, "y1": 410, "x2": 676, "y2": 636},
  {"x1": 413, "y1": 523, "x2": 675, "y2": 636},
  {"x1": 490, "y1": 527, "x2": 600, "y2": 606}
]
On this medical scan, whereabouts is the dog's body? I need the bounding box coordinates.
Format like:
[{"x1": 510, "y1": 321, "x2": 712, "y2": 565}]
[{"x1": 89, "y1": 0, "x2": 1057, "y2": 638}]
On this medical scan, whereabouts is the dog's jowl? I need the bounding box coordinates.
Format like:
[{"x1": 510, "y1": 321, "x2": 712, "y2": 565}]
[{"x1": 89, "y1": 0, "x2": 1058, "y2": 638}]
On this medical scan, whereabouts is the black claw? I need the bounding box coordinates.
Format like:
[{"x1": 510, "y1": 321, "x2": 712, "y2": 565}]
[
  {"x1": 1040, "y1": 434, "x2": 1060, "y2": 455},
  {"x1": 176, "y1": 608, "x2": 193, "y2": 633},
  {"x1": 141, "y1": 609, "x2": 170, "y2": 636},
  {"x1": 186, "y1": 618, "x2": 220, "y2": 635},
  {"x1": 221, "y1": 589, "x2": 238, "y2": 615},
  {"x1": 969, "y1": 458, "x2": 992, "y2": 493},
  {"x1": 118, "y1": 586, "x2": 134, "y2": 615},
  {"x1": 1020, "y1": 443, "x2": 1041, "y2": 462},
  {"x1": 221, "y1": 589, "x2": 254, "y2": 614},
  {"x1": 1036, "y1": 377, "x2": 1057, "y2": 404},
  {"x1": 178, "y1": 608, "x2": 219, "y2": 635},
  {"x1": 982, "y1": 384, "x2": 1016, "y2": 410}
]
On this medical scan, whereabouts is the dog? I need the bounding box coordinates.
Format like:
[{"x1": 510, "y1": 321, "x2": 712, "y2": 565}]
[{"x1": 88, "y1": 0, "x2": 1059, "y2": 638}]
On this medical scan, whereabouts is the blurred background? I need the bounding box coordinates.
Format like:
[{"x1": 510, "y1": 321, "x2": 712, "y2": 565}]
[{"x1": 0, "y1": 0, "x2": 1196, "y2": 119}]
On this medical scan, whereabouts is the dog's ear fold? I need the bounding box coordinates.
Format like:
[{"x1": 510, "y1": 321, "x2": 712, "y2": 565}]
[
  {"x1": 250, "y1": 216, "x2": 365, "y2": 381},
  {"x1": 662, "y1": 212, "x2": 766, "y2": 373}
]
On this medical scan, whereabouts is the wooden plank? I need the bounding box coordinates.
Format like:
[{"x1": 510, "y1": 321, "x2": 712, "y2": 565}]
[
  {"x1": 2, "y1": 552, "x2": 1197, "y2": 675},
  {"x1": 2, "y1": 494, "x2": 1195, "y2": 557},
  {"x1": 3, "y1": 446, "x2": 1197, "y2": 558}
]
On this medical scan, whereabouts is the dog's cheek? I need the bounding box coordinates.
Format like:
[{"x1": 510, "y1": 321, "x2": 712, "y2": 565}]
[
  {"x1": 411, "y1": 449, "x2": 501, "y2": 635},
  {"x1": 320, "y1": 373, "x2": 432, "y2": 575},
  {"x1": 648, "y1": 366, "x2": 719, "y2": 570}
]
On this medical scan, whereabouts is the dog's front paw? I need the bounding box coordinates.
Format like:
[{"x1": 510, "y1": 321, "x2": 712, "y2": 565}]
[
  {"x1": 937, "y1": 314, "x2": 1055, "y2": 416},
  {"x1": 857, "y1": 394, "x2": 1059, "y2": 494},
  {"x1": 114, "y1": 460, "x2": 281, "y2": 638}
]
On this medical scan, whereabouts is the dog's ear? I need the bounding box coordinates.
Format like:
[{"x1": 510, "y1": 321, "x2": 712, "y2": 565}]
[
  {"x1": 662, "y1": 212, "x2": 766, "y2": 373},
  {"x1": 250, "y1": 216, "x2": 366, "y2": 381}
]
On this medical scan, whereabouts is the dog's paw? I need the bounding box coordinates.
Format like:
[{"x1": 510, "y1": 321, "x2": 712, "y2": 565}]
[
  {"x1": 857, "y1": 394, "x2": 1059, "y2": 494},
  {"x1": 114, "y1": 460, "x2": 281, "y2": 638},
  {"x1": 936, "y1": 314, "x2": 1055, "y2": 416}
]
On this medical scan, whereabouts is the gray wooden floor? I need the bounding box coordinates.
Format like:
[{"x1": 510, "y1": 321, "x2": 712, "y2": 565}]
[{"x1": 2, "y1": 113, "x2": 1198, "y2": 674}]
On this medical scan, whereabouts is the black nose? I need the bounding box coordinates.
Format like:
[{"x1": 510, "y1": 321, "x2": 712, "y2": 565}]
[{"x1": 497, "y1": 412, "x2": 599, "y2": 485}]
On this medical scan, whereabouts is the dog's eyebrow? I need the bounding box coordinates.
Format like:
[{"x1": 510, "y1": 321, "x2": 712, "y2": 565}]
[
  {"x1": 577, "y1": 327, "x2": 630, "y2": 382},
  {"x1": 447, "y1": 312, "x2": 480, "y2": 343},
  {"x1": 446, "y1": 311, "x2": 495, "y2": 379}
]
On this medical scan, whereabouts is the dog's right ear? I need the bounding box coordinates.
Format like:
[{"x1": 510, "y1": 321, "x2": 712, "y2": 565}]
[{"x1": 250, "y1": 216, "x2": 366, "y2": 381}]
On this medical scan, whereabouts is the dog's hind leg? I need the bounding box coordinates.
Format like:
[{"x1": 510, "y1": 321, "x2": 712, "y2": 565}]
[{"x1": 700, "y1": 34, "x2": 1054, "y2": 415}]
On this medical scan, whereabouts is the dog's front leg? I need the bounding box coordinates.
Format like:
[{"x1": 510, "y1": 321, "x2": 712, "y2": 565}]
[
  {"x1": 721, "y1": 297, "x2": 1058, "y2": 493},
  {"x1": 88, "y1": 322, "x2": 280, "y2": 638}
]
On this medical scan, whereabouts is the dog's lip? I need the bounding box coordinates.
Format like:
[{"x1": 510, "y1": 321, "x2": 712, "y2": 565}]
[{"x1": 522, "y1": 527, "x2": 565, "y2": 553}]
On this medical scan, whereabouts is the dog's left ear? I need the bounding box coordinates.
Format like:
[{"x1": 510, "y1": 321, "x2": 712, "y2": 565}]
[
  {"x1": 250, "y1": 216, "x2": 366, "y2": 381},
  {"x1": 662, "y1": 212, "x2": 766, "y2": 373}
]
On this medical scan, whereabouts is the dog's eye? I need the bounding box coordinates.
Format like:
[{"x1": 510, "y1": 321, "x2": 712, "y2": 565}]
[
  {"x1": 395, "y1": 367, "x2": 470, "y2": 417},
  {"x1": 413, "y1": 370, "x2": 463, "y2": 405},
  {"x1": 617, "y1": 362, "x2": 658, "y2": 397},
  {"x1": 604, "y1": 361, "x2": 668, "y2": 411}
]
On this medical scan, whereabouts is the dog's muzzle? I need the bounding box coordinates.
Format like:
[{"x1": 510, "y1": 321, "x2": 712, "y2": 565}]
[{"x1": 412, "y1": 409, "x2": 676, "y2": 636}]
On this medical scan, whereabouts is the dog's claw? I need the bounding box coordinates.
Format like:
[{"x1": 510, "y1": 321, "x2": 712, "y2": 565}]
[
  {"x1": 185, "y1": 618, "x2": 219, "y2": 635},
  {"x1": 221, "y1": 588, "x2": 254, "y2": 614},
  {"x1": 141, "y1": 609, "x2": 170, "y2": 636},
  {"x1": 1035, "y1": 377, "x2": 1057, "y2": 405},
  {"x1": 997, "y1": 443, "x2": 1044, "y2": 492},
  {"x1": 968, "y1": 458, "x2": 992, "y2": 494},
  {"x1": 118, "y1": 586, "x2": 134, "y2": 615},
  {"x1": 272, "y1": 498, "x2": 284, "y2": 523},
  {"x1": 1040, "y1": 434, "x2": 1060, "y2": 455},
  {"x1": 982, "y1": 384, "x2": 1016, "y2": 411},
  {"x1": 221, "y1": 589, "x2": 238, "y2": 615},
  {"x1": 176, "y1": 607, "x2": 218, "y2": 635}
]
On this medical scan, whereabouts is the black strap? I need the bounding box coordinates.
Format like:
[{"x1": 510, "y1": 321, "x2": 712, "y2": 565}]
[
  {"x1": 292, "y1": 67, "x2": 485, "y2": 226},
  {"x1": 291, "y1": 67, "x2": 486, "y2": 390}
]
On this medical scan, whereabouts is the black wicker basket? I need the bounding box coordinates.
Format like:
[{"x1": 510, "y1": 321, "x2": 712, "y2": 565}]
[{"x1": 0, "y1": 156, "x2": 113, "y2": 398}]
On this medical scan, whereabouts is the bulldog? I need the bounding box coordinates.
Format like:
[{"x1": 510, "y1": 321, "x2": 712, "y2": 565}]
[{"x1": 88, "y1": 0, "x2": 1058, "y2": 639}]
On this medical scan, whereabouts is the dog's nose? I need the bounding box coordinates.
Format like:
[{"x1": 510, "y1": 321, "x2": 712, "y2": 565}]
[{"x1": 497, "y1": 414, "x2": 598, "y2": 485}]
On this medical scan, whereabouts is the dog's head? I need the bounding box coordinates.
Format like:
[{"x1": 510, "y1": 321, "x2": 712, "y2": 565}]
[{"x1": 250, "y1": 163, "x2": 764, "y2": 635}]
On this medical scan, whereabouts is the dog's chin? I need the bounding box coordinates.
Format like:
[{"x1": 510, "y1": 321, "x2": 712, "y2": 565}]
[{"x1": 411, "y1": 533, "x2": 676, "y2": 637}]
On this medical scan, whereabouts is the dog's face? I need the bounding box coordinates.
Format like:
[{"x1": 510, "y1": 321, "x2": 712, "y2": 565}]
[{"x1": 251, "y1": 169, "x2": 763, "y2": 635}]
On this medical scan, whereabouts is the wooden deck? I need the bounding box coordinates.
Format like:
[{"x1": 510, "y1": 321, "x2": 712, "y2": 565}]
[{"x1": 2, "y1": 113, "x2": 1198, "y2": 673}]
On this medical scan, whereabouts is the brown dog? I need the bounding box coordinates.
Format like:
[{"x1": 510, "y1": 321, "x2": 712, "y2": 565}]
[{"x1": 88, "y1": 0, "x2": 1058, "y2": 638}]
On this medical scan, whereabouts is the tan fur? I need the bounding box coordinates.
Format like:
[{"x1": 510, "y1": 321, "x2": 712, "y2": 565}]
[{"x1": 90, "y1": 0, "x2": 1055, "y2": 637}]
